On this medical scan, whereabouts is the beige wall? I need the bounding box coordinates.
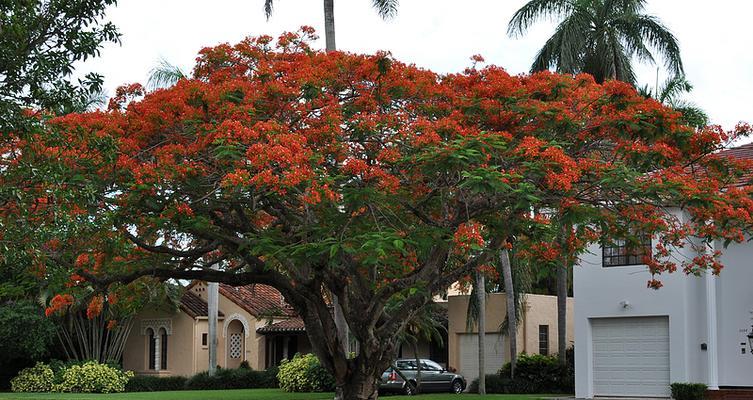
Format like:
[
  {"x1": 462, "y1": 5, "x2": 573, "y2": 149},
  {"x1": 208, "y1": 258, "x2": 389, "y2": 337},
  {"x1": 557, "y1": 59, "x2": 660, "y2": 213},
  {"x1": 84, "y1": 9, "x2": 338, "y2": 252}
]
[
  {"x1": 123, "y1": 282, "x2": 280, "y2": 376},
  {"x1": 122, "y1": 307, "x2": 197, "y2": 377},
  {"x1": 447, "y1": 293, "x2": 574, "y2": 372}
]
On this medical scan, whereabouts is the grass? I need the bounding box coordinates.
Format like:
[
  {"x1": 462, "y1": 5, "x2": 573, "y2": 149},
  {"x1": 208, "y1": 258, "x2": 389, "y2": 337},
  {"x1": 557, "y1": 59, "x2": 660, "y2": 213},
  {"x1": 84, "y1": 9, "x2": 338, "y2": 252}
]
[{"x1": 0, "y1": 389, "x2": 560, "y2": 400}]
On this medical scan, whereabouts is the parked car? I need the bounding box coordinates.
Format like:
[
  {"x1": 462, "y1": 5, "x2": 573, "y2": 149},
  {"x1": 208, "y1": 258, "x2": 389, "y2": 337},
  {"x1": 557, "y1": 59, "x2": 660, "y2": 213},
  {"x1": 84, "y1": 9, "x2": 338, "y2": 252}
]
[{"x1": 379, "y1": 358, "x2": 466, "y2": 395}]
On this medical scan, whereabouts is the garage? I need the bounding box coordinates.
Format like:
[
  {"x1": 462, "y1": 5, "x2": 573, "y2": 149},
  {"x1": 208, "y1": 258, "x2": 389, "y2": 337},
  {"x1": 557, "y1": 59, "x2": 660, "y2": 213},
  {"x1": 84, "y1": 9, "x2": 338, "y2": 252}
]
[
  {"x1": 591, "y1": 316, "x2": 670, "y2": 397},
  {"x1": 458, "y1": 333, "x2": 505, "y2": 385}
]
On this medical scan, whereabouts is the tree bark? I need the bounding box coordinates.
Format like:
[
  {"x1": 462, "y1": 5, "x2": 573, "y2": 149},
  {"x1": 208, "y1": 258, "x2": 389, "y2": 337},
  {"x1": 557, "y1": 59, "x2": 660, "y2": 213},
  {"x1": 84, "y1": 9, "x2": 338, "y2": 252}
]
[
  {"x1": 500, "y1": 249, "x2": 516, "y2": 379},
  {"x1": 323, "y1": 0, "x2": 336, "y2": 51},
  {"x1": 476, "y1": 272, "x2": 486, "y2": 395}
]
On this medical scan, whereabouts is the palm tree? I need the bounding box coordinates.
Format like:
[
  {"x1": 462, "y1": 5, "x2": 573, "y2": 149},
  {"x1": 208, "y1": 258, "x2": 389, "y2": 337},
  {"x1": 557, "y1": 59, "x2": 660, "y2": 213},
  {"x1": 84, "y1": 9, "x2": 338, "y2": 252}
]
[
  {"x1": 147, "y1": 59, "x2": 187, "y2": 91},
  {"x1": 639, "y1": 74, "x2": 709, "y2": 128},
  {"x1": 396, "y1": 303, "x2": 447, "y2": 395},
  {"x1": 508, "y1": 0, "x2": 684, "y2": 84},
  {"x1": 499, "y1": 249, "x2": 518, "y2": 378},
  {"x1": 263, "y1": 0, "x2": 399, "y2": 51}
]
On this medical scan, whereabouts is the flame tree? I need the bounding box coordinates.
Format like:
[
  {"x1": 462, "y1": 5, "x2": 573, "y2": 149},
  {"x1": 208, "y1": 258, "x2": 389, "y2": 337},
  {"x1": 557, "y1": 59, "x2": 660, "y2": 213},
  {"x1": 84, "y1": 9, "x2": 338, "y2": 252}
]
[{"x1": 2, "y1": 28, "x2": 752, "y2": 399}]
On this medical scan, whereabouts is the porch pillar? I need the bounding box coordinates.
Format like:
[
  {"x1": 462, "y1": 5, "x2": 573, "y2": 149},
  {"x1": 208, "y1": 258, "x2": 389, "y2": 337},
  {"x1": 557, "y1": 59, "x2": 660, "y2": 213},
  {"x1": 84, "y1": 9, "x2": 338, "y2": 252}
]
[{"x1": 705, "y1": 241, "x2": 719, "y2": 390}]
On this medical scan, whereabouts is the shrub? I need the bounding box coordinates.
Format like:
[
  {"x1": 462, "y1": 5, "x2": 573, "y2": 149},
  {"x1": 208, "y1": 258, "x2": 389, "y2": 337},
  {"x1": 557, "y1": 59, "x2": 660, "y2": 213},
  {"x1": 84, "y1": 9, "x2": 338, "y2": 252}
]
[
  {"x1": 277, "y1": 353, "x2": 335, "y2": 392},
  {"x1": 671, "y1": 383, "x2": 708, "y2": 400},
  {"x1": 184, "y1": 367, "x2": 277, "y2": 391},
  {"x1": 10, "y1": 362, "x2": 54, "y2": 392},
  {"x1": 53, "y1": 361, "x2": 133, "y2": 393},
  {"x1": 470, "y1": 353, "x2": 574, "y2": 394},
  {"x1": 125, "y1": 375, "x2": 187, "y2": 392}
]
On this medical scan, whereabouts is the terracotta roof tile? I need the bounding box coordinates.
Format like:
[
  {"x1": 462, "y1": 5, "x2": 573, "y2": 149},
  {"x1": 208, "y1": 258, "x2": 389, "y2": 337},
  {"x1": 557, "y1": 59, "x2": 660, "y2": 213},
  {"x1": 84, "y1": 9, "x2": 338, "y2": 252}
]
[
  {"x1": 218, "y1": 283, "x2": 296, "y2": 318},
  {"x1": 256, "y1": 317, "x2": 306, "y2": 333},
  {"x1": 719, "y1": 142, "x2": 753, "y2": 187},
  {"x1": 180, "y1": 291, "x2": 224, "y2": 318}
]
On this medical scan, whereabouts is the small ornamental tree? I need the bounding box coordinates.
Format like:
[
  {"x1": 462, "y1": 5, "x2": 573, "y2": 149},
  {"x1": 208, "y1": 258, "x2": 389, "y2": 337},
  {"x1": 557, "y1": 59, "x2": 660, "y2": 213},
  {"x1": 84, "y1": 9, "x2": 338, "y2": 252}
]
[{"x1": 2, "y1": 28, "x2": 752, "y2": 399}]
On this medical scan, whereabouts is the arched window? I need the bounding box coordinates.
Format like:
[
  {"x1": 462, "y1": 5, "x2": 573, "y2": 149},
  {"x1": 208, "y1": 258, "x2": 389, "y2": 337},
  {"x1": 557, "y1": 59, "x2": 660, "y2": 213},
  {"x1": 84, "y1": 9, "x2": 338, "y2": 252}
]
[
  {"x1": 146, "y1": 328, "x2": 156, "y2": 370},
  {"x1": 159, "y1": 327, "x2": 168, "y2": 370}
]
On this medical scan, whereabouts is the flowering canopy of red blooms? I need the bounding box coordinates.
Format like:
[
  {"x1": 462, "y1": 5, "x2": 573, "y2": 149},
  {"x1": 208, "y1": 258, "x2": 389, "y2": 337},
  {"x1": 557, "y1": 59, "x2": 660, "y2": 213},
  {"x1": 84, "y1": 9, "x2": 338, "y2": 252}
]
[{"x1": 3, "y1": 27, "x2": 752, "y2": 389}]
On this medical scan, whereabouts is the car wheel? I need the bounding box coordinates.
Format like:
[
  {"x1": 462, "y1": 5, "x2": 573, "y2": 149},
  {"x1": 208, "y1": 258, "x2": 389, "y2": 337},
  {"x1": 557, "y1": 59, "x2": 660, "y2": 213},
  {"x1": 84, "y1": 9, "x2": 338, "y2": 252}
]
[
  {"x1": 404, "y1": 381, "x2": 416, "y2": 396},
  {"x1": 451, "y1": 379, "x2": 464, "y2": 394}
]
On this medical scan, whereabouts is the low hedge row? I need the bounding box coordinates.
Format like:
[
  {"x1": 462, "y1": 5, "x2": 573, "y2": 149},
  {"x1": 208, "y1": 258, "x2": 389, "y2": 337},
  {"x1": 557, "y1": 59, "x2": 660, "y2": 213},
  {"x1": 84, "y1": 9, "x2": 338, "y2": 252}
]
[{"x1": 125, "y1": 366, "x2": 278, "y2": 392}]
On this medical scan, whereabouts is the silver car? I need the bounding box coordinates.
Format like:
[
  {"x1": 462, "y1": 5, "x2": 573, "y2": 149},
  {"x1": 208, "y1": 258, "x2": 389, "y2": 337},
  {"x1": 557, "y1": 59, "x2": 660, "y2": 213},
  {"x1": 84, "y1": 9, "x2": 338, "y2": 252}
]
[{"x1": 380, "y1": 358, "x2": 466, "y2": 395}]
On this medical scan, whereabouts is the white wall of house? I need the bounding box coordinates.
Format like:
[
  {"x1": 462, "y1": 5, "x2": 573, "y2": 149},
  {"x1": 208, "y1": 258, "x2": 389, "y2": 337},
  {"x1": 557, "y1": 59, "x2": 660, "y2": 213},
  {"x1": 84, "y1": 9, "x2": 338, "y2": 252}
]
[{"x1": 575, "y1": 208, "x2": 753, "y2": 398}]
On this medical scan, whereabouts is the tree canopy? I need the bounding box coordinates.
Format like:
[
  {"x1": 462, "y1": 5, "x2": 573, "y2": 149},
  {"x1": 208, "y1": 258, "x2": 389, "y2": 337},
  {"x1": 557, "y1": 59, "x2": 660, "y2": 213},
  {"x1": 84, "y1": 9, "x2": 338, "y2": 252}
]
[
  {"x1": 0, "y1": 0, "x2": 120, "y2": 132},
  {"x1": 2, "y1": 28, "x2": 752, "y2": 399}
]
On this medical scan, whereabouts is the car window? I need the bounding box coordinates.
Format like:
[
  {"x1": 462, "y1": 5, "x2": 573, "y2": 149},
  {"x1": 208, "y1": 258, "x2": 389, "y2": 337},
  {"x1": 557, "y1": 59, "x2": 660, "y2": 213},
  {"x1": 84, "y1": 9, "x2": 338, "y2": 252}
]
[
  {"x1": 421, "y1": 360, "x2": 443, "y2": 371},
  {"x1": 396, "y1": 360, "x2": 417, "y2": 370}
]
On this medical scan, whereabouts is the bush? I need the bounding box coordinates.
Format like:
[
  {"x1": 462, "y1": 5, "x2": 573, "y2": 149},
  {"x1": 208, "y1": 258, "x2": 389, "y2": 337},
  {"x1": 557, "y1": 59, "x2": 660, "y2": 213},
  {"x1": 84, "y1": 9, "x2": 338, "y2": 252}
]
[
  {"x1": 469, "y1": 353, "x2": 574, "y2": 394},
  {"x1": 277, "y1": 353, "x2": 335, "y2": 392},
  {"x1": 53, "y1": 361, "x2": 133, "y2": 393},
  {"x1": 125, "y1": 375, "x2": 187, "y2": 392},
  {"x1": 10, "y1": 362, "x2": 54, "y2": 392},
  {"x1": 671, "y1": 383, "x2": 708, "y2": 400},
  {"x1": 184, "y1": 367, "x2": 278, "y2": 391}
]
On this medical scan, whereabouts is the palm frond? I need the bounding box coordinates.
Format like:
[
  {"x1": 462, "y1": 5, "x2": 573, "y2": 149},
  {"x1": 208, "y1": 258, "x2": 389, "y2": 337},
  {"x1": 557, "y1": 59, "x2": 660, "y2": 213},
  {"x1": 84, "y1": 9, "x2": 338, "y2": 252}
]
[
  {"x1": 657, "y1": 75, "x2": 693, "y2": 104},
  {"x1": 629, "y1": 14, "x2": 684, "y2": 76},
  {"x1": 507, "y1": 0, "x2": 575, "y2": 37},
  {"x1": 372, "y1": 0, "x2": 399, "y2": 19},
  {"x1": 147, "y1": 59, "x2": 188, "y2": 91}
]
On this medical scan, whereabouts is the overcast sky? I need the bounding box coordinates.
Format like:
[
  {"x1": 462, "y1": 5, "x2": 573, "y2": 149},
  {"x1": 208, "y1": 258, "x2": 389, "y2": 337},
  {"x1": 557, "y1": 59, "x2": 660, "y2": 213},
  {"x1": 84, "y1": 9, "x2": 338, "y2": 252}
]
[{"x1": 79, "y1": 0, "x2": 752, "y2": 133}]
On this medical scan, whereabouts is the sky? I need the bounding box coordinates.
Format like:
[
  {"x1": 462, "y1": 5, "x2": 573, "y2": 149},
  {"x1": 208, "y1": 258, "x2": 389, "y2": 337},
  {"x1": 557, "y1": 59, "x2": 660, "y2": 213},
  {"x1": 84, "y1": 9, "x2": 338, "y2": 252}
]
[{"x1": 79, "y1": 0, "x2": 753, "y2": 133}]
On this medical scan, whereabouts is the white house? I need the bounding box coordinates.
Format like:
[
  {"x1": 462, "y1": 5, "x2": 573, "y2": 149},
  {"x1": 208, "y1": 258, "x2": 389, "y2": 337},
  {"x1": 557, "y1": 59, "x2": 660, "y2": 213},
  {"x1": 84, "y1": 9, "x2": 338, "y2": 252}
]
[{"x1": 574, "y1": 144, "x2": 753, "y2": 399}]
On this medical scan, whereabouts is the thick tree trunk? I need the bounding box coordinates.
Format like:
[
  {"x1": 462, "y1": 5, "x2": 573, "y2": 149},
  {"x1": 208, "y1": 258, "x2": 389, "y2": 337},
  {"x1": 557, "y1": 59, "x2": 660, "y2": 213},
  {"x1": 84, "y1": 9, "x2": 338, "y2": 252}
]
[
  {"x1": 335, "y1": 375, "x2": 379, "y2": 400},
  {"x1": 323, "y1": 0, "x2": 336, "y2": 51},
  {"x1": 476, "y1": 272, "x2": 486, "y2": 395},
  {"x1": 557, "y1": 261, "x2": 567, "y2": 365},
  {"x1": 500, "y1": 249, "x2": 516, "y2": 379}
]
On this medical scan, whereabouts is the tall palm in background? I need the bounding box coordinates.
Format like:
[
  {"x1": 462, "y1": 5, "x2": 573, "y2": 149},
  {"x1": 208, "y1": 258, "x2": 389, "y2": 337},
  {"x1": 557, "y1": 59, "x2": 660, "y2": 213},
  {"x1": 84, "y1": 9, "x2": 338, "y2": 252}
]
[
  {"x1": 639, "y1": 74, "x2": 709, "y2": 128},
  {"x1": 263, "y1": 0, "x2": 399, "y2": 51},
  {"x1": 508, "y1": 0, "x2": 683, "y2": 84}
]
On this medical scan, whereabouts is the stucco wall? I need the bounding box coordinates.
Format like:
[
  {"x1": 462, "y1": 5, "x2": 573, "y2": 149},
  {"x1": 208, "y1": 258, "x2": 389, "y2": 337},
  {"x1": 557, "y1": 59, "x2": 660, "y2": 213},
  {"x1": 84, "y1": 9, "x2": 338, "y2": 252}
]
[
  {"x1": 573, "y1": 209, "x2": 713, "y2": 398},
  {"x1": 122, "y1": 307, "x2": 197, "y2": 377},
  {"x1": 447, "y1": 293, "x2": 574, "y2": 375}
]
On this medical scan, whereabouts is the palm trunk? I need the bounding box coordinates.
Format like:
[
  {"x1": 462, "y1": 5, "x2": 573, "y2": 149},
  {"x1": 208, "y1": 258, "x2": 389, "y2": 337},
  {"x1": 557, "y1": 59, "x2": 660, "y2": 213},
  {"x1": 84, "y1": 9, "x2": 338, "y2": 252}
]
[
  {"x1": 500, "y1": 249, "x2": 516, "y2": 379},
  {"x1": 557, "y1": 261, "x2": 567, "y2": 364},
  {"x1": 475, "y1": 272, "x2": 486, "y2": 395},
  {"x1": 323, "y1": 0, "x2": 336, "y2": 51},
  {"x1": 557, "y1": 224, "x2": 569, "y2": 364},
  {"x1": 413, "y1": 343, "x2": 422, "y2": 394}
]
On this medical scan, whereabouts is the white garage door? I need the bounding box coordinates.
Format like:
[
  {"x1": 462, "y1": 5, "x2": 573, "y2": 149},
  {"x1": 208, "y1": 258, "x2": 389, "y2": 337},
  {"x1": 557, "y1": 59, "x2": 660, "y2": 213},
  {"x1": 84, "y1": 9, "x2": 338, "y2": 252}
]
[
  {"x1": 592, "y1": 316, "x2": 670, "y2": 397},
  {"x1": 458, "y1": 333, "x2": 505, "y2": 385}
]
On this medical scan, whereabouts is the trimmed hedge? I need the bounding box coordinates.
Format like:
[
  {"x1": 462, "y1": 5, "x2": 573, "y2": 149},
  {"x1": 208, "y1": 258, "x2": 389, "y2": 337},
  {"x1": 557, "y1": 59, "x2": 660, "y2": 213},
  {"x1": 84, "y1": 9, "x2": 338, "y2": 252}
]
[
  {"x1": 671, "y1": 382, "x2": 708, "y2": 400},
  {"x1": 277, "y1": 353, "x2": 335, "y2": 392},
  {"x1": 469, "y1": 353, "x2": 574, "y2": 394},
  {"x1": 185, "y1": 367, "x2": 277, "y2": 390},
  {"x1": 125, "y1": 376, "x2": 187, "y2": 392}
]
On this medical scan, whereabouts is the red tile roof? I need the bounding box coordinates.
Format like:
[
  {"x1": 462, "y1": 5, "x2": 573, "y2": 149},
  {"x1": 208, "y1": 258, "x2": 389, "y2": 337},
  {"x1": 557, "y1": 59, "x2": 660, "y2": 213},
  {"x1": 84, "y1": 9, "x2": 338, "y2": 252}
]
[
  {"x1": 256, "y1": 317, "x2": 306, "y2": 333},
  {"x1": 719, "y1": 142, "x2": 753, "y2": 186},
  {"x1": 218, "y1": 283, "x2": 296, "y2": 318},
  {"x1": 180, "y1": 291, "x2": 224, "y2": 318}
]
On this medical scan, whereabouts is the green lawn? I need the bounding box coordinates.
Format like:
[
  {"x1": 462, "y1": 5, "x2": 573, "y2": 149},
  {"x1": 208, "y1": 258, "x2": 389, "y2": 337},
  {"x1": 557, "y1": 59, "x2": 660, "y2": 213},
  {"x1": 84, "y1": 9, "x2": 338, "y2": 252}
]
[{"x1": 0, "y1": 389, "x2": 562, "y2": 400}]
